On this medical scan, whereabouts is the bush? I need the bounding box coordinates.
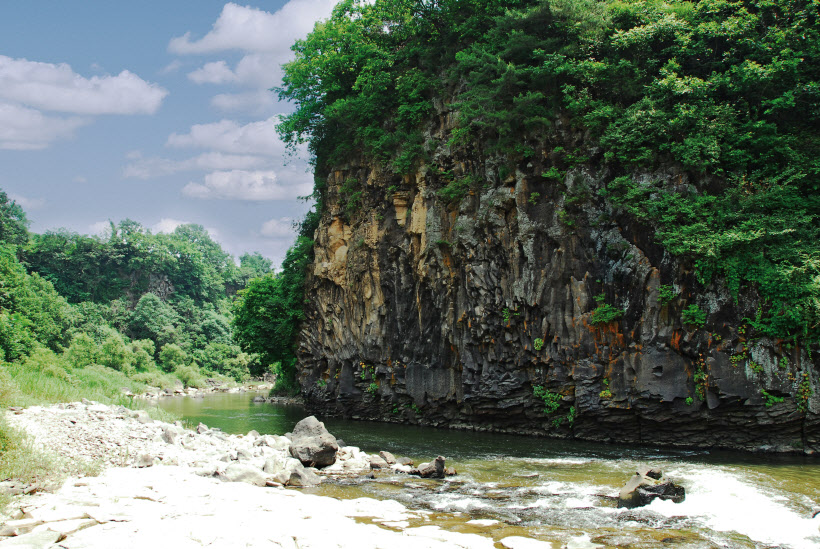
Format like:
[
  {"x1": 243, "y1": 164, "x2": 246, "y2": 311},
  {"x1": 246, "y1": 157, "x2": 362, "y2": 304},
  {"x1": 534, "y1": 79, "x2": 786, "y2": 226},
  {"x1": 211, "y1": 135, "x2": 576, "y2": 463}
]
[
  {"x1": 64, "y1": 333, "x2": 98, "y2": 368},
  {"x1": 159, "y1": 344, "x2": 188, "y2": 372},
  {"x1": 99, "y1": 333, "x2": 134, "y2": 374},
  {"x1": 132, "y1": 369, "x2": 178, "y2": 390},
  {"x1": 681, "y1": 304, "x2": 707, "y2": 328},
  {"x1": 174, "y1": 363, "x2": 205, "y2": 388}
]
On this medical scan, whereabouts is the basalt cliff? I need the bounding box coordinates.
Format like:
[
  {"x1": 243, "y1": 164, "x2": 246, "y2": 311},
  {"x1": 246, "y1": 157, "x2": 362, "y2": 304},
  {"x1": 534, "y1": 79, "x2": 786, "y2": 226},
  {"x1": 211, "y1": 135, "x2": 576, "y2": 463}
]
[{"x1": 296, "y1": 113, "x2": 819, "y2": 454}]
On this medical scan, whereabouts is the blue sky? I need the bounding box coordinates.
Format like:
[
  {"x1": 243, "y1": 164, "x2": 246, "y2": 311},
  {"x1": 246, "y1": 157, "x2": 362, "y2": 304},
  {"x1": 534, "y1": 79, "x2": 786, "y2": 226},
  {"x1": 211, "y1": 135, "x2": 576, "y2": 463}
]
[{"x1": 0, "y1": 0, "x2": 339, "y2": 265}]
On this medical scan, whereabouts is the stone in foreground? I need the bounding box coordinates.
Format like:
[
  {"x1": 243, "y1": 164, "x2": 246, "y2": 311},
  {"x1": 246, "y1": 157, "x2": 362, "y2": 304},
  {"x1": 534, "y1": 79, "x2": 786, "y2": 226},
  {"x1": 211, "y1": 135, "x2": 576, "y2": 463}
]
[
  {"x1": 617, "y1": 467, "x2": 685, "y2": 508},
  {"x1": 288, "y1": 415, "x2": 338, "y2": 468}
]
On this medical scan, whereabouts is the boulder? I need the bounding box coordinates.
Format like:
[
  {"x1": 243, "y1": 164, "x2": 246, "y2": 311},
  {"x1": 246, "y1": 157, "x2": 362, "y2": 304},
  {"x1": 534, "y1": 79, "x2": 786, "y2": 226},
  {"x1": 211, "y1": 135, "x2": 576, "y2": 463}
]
[
  {"x1": 370, "y1": 455, "x2": 389, "y2": 469},
  {"x1": 288, "y1": 416, "x2": 339, "y2": 468},
  {"x1": 398, "y1": 456, "x2": 414, "y2": 466},
  {"x1": 161, "y1": 425, "x2": 181, "y2": 445},
  {"x1": 617, "y1": 467, "x2": 685, "y2": 508},
  {"x1": 412, "y1": 456, "x2": 446, "y2": 479},
  {"x1": 252, "y1": 396, "x2": 266, "y2": 403},
  {"x1": 287, "y1": 467, "x2": 321, "y2": 487},
  {"x1": 196, "y1": 422, "x2": 209, "y2": 434},
  {"x1": 379, "y1": 451, "x2": 397, "y2": 465},
  {"x1": 236, "y1": 448, "x2": 254, "y2": 461},
  {"x1": 223, "y1": 463, "x2": 267, "y2": 487}
]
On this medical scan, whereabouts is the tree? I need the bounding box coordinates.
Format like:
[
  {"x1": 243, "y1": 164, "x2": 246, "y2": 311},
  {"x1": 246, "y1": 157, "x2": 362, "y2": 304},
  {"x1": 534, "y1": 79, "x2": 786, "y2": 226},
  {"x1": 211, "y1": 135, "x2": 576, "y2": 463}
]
[
  {"x1": 0, "y1": 191, "x2": 29, "y2": 248},
  {"x1": 232, "y1": 237, "x2": 313, "y2": 389}
]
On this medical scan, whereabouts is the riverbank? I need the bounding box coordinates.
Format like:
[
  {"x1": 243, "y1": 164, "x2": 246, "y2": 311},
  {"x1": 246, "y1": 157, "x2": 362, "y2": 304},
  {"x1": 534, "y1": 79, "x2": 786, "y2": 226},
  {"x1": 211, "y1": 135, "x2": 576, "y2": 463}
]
[{"x1": 0, "y1": 402, "x2": 545, "y2": 549}]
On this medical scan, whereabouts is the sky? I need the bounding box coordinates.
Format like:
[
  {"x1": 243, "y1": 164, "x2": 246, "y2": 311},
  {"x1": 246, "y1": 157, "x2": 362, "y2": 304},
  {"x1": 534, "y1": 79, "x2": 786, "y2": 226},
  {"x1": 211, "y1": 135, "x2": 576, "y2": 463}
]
[{"x1": 0, "y1": 0, "x2": 340, "y2": 266}]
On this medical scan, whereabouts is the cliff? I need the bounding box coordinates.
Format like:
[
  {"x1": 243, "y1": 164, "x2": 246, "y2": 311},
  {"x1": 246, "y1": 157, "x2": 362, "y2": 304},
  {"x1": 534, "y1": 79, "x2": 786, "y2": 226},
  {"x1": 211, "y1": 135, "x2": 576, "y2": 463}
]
[{"x1": 296, "y1": 112, "x2": 820, "y2": 454}]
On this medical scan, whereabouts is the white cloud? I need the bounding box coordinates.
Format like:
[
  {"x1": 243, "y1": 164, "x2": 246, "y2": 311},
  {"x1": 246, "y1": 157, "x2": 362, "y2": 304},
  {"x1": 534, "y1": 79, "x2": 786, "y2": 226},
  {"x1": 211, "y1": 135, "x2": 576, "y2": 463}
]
[
  {"x1": 160, "y1": 60, "x2": 182, "y2": 74},
  {"x1": 210, "y1": 90, "x2": 278, "y2": 115},
  {"x1": 168, "y1": 1, "x2": 336, "y2": 55},
  {"x1": 0, "y1": 103, "x2": 87, "y2": 150},
  {"x1": 0, "y1": 55, "x2": 168, "y2": 115},
  {"x1": 187, "y1": 61, "x2": 237, "y2": 85},
  {"x1": 260, "y1": 217, "x2": 295, "y2": 238},
  {"x1": 152, "y1": 218, "x2": 187, "y2": 234},
  {"x1": 166, "y1": 117, "x2": 286, "y2": 156},
  {"x1": 72, "y1": 175, "x2": 87, "y2": 183},
  {"x1": 123, "y1": 151, "x2": 268, "y2": 179},
  {"x1": 182, "y1": 169, "x2": 312, "y2": 201},
  {"x1": 8, "y1": 193, "x2": 45, "y2": 210}
]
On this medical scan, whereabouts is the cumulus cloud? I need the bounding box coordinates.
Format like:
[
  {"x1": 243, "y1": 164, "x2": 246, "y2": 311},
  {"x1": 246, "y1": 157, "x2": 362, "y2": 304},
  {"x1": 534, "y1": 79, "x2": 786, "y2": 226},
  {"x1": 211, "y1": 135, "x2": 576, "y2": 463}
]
[
  {"x1": 171, "y1": 0, "x2": 335, "y2": 113},
  {"x1": 166, "y1": 117, "x2": 286, "y2": 156},
  {"x1": 123, "y1": 151, "x2": 268, "y2": 179},
  {"x1": 182, "y1": 170, "x2": 312, "y2": 201},
  {"x1": 169, "y1": 1, "x2": 336, "y2": 55},
  {"x1": 187, "y1": 61, "x2": 237, "y2": 85},
  {"x1": 0, "y1": 55, "x2": 167, "y2": 115},
  {"x1": 260, "y1": 217, "x2": 295, "y2": 238},
  {"x1": 0, "y1": 103, "x2": 87, "y2": 150}
]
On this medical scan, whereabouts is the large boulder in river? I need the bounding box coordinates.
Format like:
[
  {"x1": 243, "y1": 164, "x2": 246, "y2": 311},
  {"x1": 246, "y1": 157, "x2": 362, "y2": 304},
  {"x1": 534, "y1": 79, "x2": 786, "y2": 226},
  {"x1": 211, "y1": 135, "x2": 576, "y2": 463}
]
[
  {"x1": 617, "y1": 467, "x2": 685, "y2": 508},
  {"x1": 288, "y1": 416, "x2": 339, "y2": 468},
  {"x1": 222, "y1": 463, "x2": 267, "y2": 487},
  {"x1": 411, "y1": 456, "x2": 447, "y2": 479}
]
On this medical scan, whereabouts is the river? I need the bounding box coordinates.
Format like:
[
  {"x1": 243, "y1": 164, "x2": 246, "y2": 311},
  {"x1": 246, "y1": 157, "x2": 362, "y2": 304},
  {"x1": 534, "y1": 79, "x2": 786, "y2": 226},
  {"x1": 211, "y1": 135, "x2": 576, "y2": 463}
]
[{"x1": 156, "y1": 392, "x2": 820, "y2": 549}]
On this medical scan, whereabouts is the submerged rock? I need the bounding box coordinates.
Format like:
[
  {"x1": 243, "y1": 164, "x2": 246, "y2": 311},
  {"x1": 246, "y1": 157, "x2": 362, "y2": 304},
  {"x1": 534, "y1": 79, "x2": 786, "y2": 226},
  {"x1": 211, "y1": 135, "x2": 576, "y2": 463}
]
[{"x1": 617, "y1": 467, "x2": 685, "y2": 508}]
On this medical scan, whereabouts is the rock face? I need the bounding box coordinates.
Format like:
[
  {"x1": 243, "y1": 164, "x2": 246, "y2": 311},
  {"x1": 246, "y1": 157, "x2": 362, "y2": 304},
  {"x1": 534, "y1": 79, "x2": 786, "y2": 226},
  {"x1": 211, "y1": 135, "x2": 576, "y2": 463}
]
[
  {"x1": 617, "y1": 467, "x2": 686, "y2": 508},
  {"x1": 297, "y1": 111, "x2": 820, "y2": 454},
  {"x1": 288, "y1": 416, "x2": 339, "y2": 467}
]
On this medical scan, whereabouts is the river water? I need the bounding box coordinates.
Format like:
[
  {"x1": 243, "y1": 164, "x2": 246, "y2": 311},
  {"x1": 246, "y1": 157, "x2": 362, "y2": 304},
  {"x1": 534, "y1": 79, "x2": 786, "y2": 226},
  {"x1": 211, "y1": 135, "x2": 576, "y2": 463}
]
[{"x1": 156, "y1": 392, "x2": 820, "y2": 549}]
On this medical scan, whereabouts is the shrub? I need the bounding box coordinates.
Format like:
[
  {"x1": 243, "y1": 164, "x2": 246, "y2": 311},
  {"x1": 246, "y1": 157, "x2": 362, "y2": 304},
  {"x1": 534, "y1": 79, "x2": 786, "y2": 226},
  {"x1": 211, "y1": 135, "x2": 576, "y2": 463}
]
[
  {"x1": 681, "y1": 304, "x2": 707, "y2": 328},
  {"x1": 174, "y1": 363, "x2": 205, "y2": 388},
  {"x1": 64, "y1": 333, "x2": 98, "y2": 368},
  {"x1": 99, "y1": 334, "x2": 134, "y2": 374},
  {"x1": 159, "y1": 344, "x2": 188, "y2": 372}
]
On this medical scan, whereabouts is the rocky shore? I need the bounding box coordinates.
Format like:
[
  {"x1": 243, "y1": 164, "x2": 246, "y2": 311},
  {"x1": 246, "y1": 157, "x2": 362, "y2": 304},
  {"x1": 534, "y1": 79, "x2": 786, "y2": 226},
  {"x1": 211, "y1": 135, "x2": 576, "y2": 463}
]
[{"x1": 0, "y1": 402, "x2": 513, "y2": 549}]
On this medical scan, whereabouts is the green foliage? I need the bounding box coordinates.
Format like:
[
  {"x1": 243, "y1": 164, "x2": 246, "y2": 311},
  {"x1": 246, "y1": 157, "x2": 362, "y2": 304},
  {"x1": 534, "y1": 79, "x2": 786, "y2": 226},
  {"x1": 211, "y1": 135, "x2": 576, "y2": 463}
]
[
  {"x1": 533, "y1": 385, "x2": 562, "y2": 415},
  {"x1": 685, "y1": 396, "x2": 693, "y2": 406},
  {"x1": 278, "y1": 0, "x2": 820, "y2": 345},
  {"x1": 599, "y1": 378, "x2": 612, "y2": 399},
  {"x1": 100, "y1": 334, "x2": 133, "y2": 374},
  {"x1": 533, "y1": 337, "x2": 544, "y2": 351},
  {"x1": 760, "y1": 389, "x2": 785, "y2": 408},
  {"x1": 0, "y1": 191, "x2": 29, "y2": 248},
  {"x1": 681, "y1": 304, "x2": 707, "y2": 328},
  {"x1": 590, "y1": 294, "x2": 624, "y2": 325},
  {"x1": 528, "y1": 192, "x2": 540, "y2": 205},
  {"x1": 367, "y1": 382, "x2": 378, "y2": 394},
  {"x1": 128, "y1": 293, "x2": 179, "y2": 347},
  {"x1": 233, "y1": 236, "x2": 314, "y2": 385},
  {"x1": 64, "y1": 333, "x2": 98, "y2": 368},
  {"x1": 657, "y1": 285, "x2": 677, "y2": 307},
  {"x1": 797, "y1": 373, "x2": 812, "y2": 412},
  {"x1": 173, "y1": 363, "x2": 205, "y2": 388},
  {"x1": 0, "y1": 244, "x2": 69, "y2": 360},
  {"x1": 159, "y1": 344, "x2": 188, "y2": 373},
  {"x1": 438, "y1": 177, "x2": 473, "y2": 203}
]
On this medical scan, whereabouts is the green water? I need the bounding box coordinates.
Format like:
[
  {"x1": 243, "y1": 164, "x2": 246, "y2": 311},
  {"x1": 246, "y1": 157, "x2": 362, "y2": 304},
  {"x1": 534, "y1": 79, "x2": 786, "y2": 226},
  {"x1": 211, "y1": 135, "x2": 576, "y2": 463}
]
[{"x1": 156, "y1": 392, "x2": 820, "y2": 549}]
